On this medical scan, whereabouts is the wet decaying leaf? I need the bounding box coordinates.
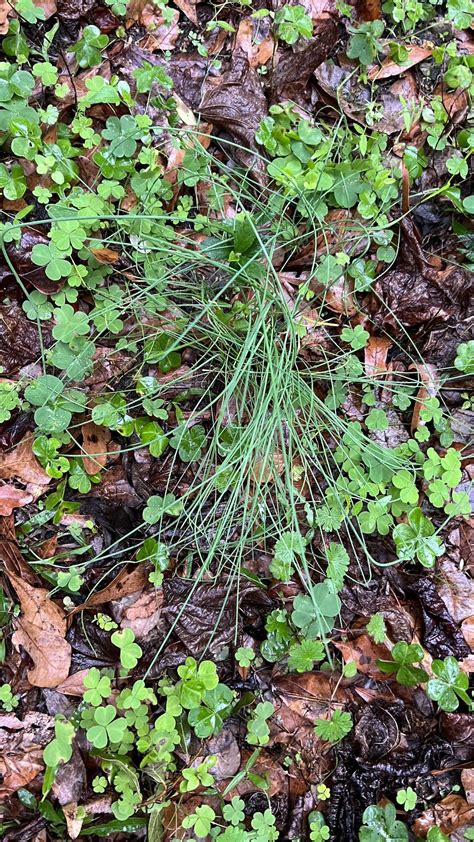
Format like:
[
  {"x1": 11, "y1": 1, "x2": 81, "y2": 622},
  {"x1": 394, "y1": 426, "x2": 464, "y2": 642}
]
[
  {"x1": 199, "y1": 54, "x2": 269, "y2": 184},
  {"x1": 0, "y1": 304, "x2": 52, "y2": 376},
  {"x1": 162, "y1": 578, "x2": 271, "y2": 656},
  {"x1": 373, "y1": 219, "x2": 473, "y2": 329},
  {"x1": 270, "y1": 21, "x2": 338, "y2": 102}
]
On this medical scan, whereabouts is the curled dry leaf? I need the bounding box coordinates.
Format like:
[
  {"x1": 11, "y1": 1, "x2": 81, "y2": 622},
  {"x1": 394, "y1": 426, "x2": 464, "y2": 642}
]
[
  {"x1": 111, "y1": 588, "x2": 164, "y2": 639},
  {"x1": 81, "y1": 421, "x2": 111, "y2": 476},
  {"x1": 0, "y1": 712, "x2": 54, "y2": 798},
  {"x1": 228, "y1": 750, "x2": 287, "y2": 799},
  {"x1": 9, "y1": 571, "x2": 72, "y2": 688},
  {"x1": 0, "y1": 485, "x2": 33, "y2": 516}
]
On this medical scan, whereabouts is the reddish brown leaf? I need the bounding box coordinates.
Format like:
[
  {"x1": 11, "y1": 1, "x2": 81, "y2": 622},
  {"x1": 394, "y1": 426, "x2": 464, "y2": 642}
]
[
  {"x1": 81, "y1": 421, "x2": 111, "y2": 475},
  {"x1": 334, "y1": 634, "x2": 392, "y2": 678},
  {"x1": 368, "y1": 46, "x2": 432, "y2": 80},
  {"x1": 0, "y1": 436, "x2": 51, "y2": 487},
  {"x1": 0, "y1": 485, "x2": 33, "y2": 516},
  {"x1": 364, "y1": 335, "x2": 391, "y2": 380},
  {"x1": 235, "y1": 17, "x2": 274, "y2": 68},
  {"x1": 9, "y1": 571, "x2": 72, "y2": 688},
  {"x1": 0, "y1": 713, "x2": 54, "y2": 797}
]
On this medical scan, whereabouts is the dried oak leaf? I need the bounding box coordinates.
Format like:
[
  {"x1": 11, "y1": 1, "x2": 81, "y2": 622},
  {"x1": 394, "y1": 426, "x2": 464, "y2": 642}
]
[
  {"x1": 0, "y1": 712, "x2": 54, "y2": 797},
  {"x1": 0, "y1": 485, "x2": 32, "y2": 516},
  {"x1": 199, "y1": 54, "x2": 268, "y2": 185},
  {"x1": 9, "y1": 571, "x2": 72, "y2": 688}
]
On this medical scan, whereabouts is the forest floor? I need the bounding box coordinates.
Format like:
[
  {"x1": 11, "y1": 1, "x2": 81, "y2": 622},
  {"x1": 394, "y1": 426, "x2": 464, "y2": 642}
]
[{"x1": 0, "y1": 0, "x2": 473, "y2": 840}]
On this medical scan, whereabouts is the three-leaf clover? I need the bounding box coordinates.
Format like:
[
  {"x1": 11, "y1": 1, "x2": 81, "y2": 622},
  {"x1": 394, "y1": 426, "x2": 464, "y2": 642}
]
[
  {"x1": 426, "y1": 656, "x2": 471, "y2": 712},
  {"x1": 377, "y1": 641, "x2": 428, "y2": 686},
  {"x1": 142, "y1": 493, "x2": 183, "y2": 524},
  {"x1": 393, "y1": 507, "x2": 444, "y2": 568},
  {"x1": 454, "y1": 340, "x2": 474, "y2": 375},
  {"x1": 86, "y1": 704, "x2": 128, "y2": 749},
  {"x1": 341, "y1": 324, "x2": 370, "y2": 350},
  {"x1": 170, "y1": 424, "x2": 206, "y2": 462},
  {"x1": 111, "y1": 628, "x2": 143, "y2": 670},
  {"x1": 83, "y1": 668, "x2": 111, "y2": 706}
]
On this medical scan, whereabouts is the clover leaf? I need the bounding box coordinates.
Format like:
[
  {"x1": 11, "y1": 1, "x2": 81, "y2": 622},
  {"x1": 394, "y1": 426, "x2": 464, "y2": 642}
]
[
  {"x1": 83, "y1": 668, "x2": 111, "y2": 706},
  {"x1": 377, "y1": 641, "x2": 428, "y2": 686},
  {"x1": 142, "y1": 493, "x2": 183, "y2": 524},
  {"x1": 426, "y1": 656, "x2": 471, "y2": 712},
  {"x1": 393, "y1": 507, "x2": 444, "y2": 568},
  {"x1": 170, "y1": 424, "x2": 206, "y2": 462},
  {"x1": 292, "y1": 579, "x2": 341, "y2": 638},
  {"x1": 111, "y1": 628, "x2": 143, "y2": 670},
  {"x1": 86, "y1": 704, "x2": 128, "y2": 749}
]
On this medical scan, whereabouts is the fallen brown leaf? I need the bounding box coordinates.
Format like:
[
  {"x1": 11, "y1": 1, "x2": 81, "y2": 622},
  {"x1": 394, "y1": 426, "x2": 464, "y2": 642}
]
[
  {"x1": 0, "y1": 485, "x2": 33, "y2": 516},
  {"x1": 81, "y1": 421, "x2": 111, "y2": 475},
  {"x1": 334, "y1": 633, "x2": 391, "y2": 678},
  {"x1": 412, "y1": 794, "x2": 474, "y2": 837},
  {"x1": 235, "y1": 17, "x2": 274, "y2": 68},
  {"x1": 0, "y1": 0, "x2": 12, "y2": 34},
  {"x1": 461, "y1": 768, "x2": 474, "y2": 805},
  {"x1": 112, "y1": 588, "x2": 163, "y2": 638},
  {"x1": 368, "y1": 46, "x2": 432, "y2": 80},
  {"x1": 0, "y1": 435, "x2": 51, "y2": 486},
  {"x1": 55, "y1": 669, "x2": 89, "y2": 697},
  {"x1": 9, "y1": 571, "x2": 72, "y2": 688},
  {"x1": 70, "y1": 562, "x2": 148, "y2": 613},
  {"x1": 172, "y1": 0, "x2": 197, "y2": 24},
  {"x1": 0, "y1": 514, "x2": 39, "y2": 585},
  {"x1": 364, "y1": 335, "x2": 391, "y2": 380},
  {"x1": 461, "y1": 616, "x2": 474, "y2": 649},
  {"x1": 0, "y1": 712, "x2": 54, "y2": 797},
  {"x1": 437, "y1": 560, "x2": 474, "y2": 624}
]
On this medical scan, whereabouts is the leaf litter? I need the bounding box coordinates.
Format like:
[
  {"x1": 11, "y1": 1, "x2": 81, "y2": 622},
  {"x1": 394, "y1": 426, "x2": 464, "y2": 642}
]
[{"x1": 0, "y1": 0, "x2": 473, "y2": 839}]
